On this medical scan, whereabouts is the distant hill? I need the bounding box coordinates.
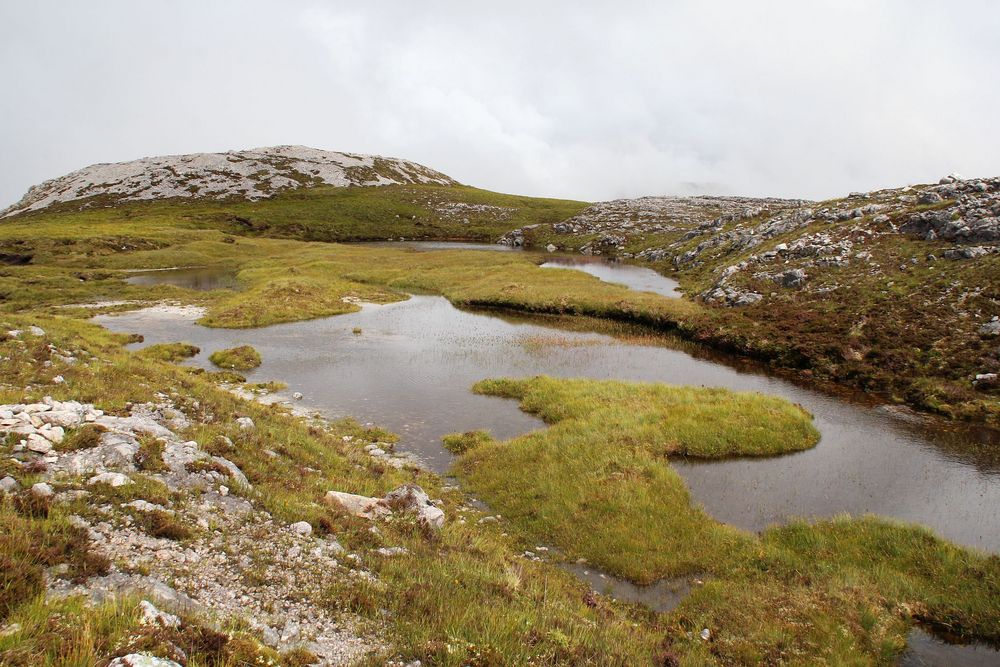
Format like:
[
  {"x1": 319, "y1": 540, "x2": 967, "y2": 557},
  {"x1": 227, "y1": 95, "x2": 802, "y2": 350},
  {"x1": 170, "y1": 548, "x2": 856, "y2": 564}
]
[{"x1": 1, "y1": 145, "x2": 457, "y2": 217}]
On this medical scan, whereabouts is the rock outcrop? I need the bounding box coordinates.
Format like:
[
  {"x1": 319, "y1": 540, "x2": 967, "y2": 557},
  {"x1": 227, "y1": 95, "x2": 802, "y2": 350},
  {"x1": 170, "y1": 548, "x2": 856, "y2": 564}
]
[{"x1": 1, "y1": 145, "x2": 457, "y2": 217}]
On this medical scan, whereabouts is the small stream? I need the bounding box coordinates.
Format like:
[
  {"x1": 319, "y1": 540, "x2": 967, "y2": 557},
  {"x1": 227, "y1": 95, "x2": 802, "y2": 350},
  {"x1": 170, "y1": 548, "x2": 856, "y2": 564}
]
[{"x1": 110, "y1": 245, "x2": 1000, "y2": 664}]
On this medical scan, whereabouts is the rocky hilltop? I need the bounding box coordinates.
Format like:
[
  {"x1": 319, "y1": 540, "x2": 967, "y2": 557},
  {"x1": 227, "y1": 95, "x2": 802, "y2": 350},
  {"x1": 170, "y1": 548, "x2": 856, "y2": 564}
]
[
  {"x1": 499, "y1": 174, "x2": 999, "y2": 420},
  {"x1": 1, "y1": 145, "x2": 457, "y2": 218}
]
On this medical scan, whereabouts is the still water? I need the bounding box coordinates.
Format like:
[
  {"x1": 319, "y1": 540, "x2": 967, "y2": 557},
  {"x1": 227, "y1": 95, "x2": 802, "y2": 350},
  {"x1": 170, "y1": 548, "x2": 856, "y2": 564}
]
[{"x1": 97, "y1": 291, "x2": 1000, "y2": 553}]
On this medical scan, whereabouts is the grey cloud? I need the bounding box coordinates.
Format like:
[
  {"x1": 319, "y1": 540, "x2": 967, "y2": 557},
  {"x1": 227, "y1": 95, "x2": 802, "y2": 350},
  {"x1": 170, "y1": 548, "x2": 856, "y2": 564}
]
[{"x1": 1, "y1": 0, "x2": 998, "y2": 207}]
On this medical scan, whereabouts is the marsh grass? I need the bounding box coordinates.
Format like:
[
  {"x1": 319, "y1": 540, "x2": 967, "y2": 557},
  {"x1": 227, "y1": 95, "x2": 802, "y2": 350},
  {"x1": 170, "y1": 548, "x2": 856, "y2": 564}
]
[
  {"x1": 441, "y1": 429, "x2": 494, "y2": 454},
  {"x1": 452, "y1": 376, "x2": 1000, "y2": 664},
  {"x1": 458, "y1": 377, "x2": 818, "y2": 582}
]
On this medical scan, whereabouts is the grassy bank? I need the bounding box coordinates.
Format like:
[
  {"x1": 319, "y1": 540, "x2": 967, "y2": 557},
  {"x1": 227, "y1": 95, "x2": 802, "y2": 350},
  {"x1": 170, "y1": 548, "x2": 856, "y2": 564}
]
[
  {"x1": 456, "y1": 376, "x2": 817, "y2": 582},
  {"x1": 450, "y1": 376, "x2": 1000, "y2": 664}
]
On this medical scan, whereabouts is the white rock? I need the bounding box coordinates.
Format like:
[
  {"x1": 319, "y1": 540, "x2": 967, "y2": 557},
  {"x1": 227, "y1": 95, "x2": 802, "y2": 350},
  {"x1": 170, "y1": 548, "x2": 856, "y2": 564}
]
[
  {"x1": 31, "y1": 482, "x2": 54, "y2": 497},
  {"x1": 138, "y1": 600, "x2": 180, "y2": 628},
  {"x1": 26, "y1": 433, "x2": 53, "y2": 453},
  {"x1": 108, "y1": 655, "x2": 182, "y2": 667},
  {"x1": 292, "y1": 392, "x2": 303, "y2": 400},
  {"x1": 39, "y1": 426, "x2": 65, "y2": 444},
  {"x1": 289, "y1": 520, "x2": 313, "y2": 536},
  {"x1": 88, "y1": 472, "x2": 132, "y2": 487},
  {"x1": 211, "y1": 456, "x2": 250, "y2": 488},
  {"x1": 125, "y1": 500, "x2": 171, "y2": 514},
  {"x1": 2, "y1": 146, "x2": 456, "y2": 218},
  {"x1": 28, "y1": 326, "x2": 45, "y2": 336},
  {"x1": 375, "y1": 546, "x2": 409, "y2": 557},
  {"x1": 235, "y1": 416, "x2": 254, "y2": 430},
  {"x1": 700, "y1": 628, "x2": 711, "y2": 641},
  {"x1": 324, "y1": 490, "x2": 390, "y2": 519},
  {"x1": 381, "y1": 484, "x2": 446, "y2": 531},
  {"x1": 38, "y1": 410, "x2": 83, "y2": 427},
  {"x1": 0, "y1": 476, "x2": 20, "y2": 493}
]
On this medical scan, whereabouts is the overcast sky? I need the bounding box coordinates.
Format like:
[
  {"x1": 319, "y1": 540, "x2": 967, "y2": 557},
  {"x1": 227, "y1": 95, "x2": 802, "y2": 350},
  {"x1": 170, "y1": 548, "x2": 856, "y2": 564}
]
[{"x1": 2, "y1": 1, "x2": 999, "y2": 207}]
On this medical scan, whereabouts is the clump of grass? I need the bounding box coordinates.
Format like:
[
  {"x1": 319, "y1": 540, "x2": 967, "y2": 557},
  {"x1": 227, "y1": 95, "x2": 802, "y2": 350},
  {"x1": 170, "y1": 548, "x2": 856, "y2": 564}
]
[
  {"x1": 133, "y1": 435, "x2": 168, "y2": 472},
  {"x1": 281, "y1": 646, "x2": 321, "y2": 665},
  {"x1": 12, "y1": 491, "x2": 51, "y2": 519},
  {"x1": 184, "y1": 458, "x2": 232, "y2": 477},
  {"x1": 0, "y1": 595, "x2": 282, "y2": 665},
  {"x1": 205, "y1": 369, "x2": 247, "y2": 384},
  {"x1": 442, "y1": 429, "x2": 493, "y2": 454},
  {"x1": 208, "y1": 344, "x2": 262, "y2": 370},
  {"x1": 55, "y1": 423, "x2": 107, "y2": 452},
  {"x1": 204, "y1": 434, "x2": 236, "y2": 456},
  {"x1": 135, "y1": 510, "x2": 193, "y2": 541},
  {"x1": 247, "y1": 380, "x2": 286, "y2": 393},
  {"x1": 136, "y1": 341, "x2": 200, "y2": 362}
]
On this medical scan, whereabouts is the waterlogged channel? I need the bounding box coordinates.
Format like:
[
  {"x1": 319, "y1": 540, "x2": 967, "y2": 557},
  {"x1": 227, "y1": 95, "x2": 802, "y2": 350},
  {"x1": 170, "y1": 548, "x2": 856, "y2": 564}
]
[{"x1": 102, "y1": 248, "x2": 1000, "y2": 662}]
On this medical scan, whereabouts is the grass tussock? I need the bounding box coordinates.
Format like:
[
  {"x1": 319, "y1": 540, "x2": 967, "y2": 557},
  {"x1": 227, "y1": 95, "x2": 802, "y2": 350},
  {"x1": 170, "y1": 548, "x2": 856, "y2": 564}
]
[
  {"x1": 0, "y1": 595, "x2": 284, "y2": 666},
  {"x1": 133, "y1": 435, "x2": 168, "y2": 472},
  {"x1": 208, "y1": 344, "x2": 262, "y2": 370},
  {"x1": 0, "y1": 496, "x2": 111, "y2": 622},
  {"x1": 136, "y1": 341, "x2": 200, "y2": 362},
  {"x1": 135, "y1": 510, "x2": 194, "y2": 541},
  {"x1": 55, "y1": 423, "x2": 107, "y2": 452},
  {"x1": 441, "y1": 429, "x2": 494, "y2": 454}
]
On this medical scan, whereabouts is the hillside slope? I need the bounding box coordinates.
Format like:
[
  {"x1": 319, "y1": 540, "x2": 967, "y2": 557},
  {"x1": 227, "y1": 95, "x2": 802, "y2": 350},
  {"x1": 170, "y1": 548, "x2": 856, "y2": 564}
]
[
  {"x1": 501, "y1": 175, "x2": 1000, "y2": 421},
  {"x1": 1, "y1": 145, "x2": 458, "y2": 218}
]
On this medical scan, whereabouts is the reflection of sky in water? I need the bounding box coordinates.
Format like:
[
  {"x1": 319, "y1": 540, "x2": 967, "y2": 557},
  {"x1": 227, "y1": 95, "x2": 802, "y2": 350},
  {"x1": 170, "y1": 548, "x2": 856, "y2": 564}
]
[
  {"x1": 99, "y1": 291, "x2": 1000, "y2": 553},
  {"x1": 541, "y1": 256, "x2": 681, "y2": 297}
]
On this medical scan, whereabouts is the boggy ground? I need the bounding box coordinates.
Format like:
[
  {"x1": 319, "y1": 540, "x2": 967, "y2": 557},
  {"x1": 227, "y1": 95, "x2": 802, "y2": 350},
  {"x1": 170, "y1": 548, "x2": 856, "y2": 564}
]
[
  {"x1": 1, "y1": 181, "x2": 996, "y2": 424},
  {"x1": 0, "y1": 315, "x2": 671, "y2": 665},
  {"x1": 0, "y1": 183, "x2": 997, "y2": 664},
  {"x1": 451, "y1": 376, "x2": 1000, "y2": 665}
]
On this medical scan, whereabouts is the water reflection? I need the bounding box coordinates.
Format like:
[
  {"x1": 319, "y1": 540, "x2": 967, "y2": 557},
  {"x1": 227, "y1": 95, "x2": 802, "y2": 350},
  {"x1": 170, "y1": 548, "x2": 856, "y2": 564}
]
[
  {"x1": 899, "y1": 627, "x2": 1000, "y2": 666},
  {"x1": 97, "y1": 294, "x2": 1000, "y2": 553},
  {"x1": 126, "y1": 267, "x2": 238, "y2": 291},
  {"x1": 541, "y1": 255, "x2": 682, "y2": 298}
]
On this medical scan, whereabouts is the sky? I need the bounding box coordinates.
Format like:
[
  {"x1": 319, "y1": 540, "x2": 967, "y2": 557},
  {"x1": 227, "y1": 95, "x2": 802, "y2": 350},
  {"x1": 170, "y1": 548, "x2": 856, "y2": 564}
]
[{"x1": 2, "y1": 0, "x2": 999, "y2": 207}]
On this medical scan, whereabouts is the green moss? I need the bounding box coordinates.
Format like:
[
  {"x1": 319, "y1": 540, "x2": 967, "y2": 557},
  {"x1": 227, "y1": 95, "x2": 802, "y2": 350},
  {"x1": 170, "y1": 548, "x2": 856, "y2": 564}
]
[{"x1": 208, "y1": 345, "x2": 262, "y2": 370}]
